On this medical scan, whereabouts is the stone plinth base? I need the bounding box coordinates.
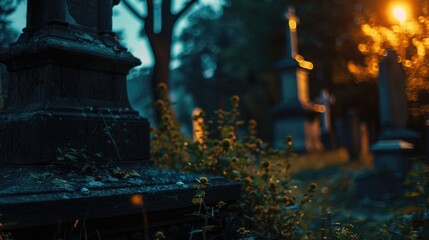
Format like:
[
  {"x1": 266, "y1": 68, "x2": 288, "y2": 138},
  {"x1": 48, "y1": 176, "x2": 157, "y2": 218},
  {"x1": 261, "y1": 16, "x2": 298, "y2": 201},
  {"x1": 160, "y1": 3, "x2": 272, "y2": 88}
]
[
  {"x1": 355, "y1": 139, "x2": 415, "y2": 200},
  {"x1": 273, "y1": 117, "x2": 307, "y2": 152},
  {"x1": 371, "y1": 139, "x2": 414, "y2": 176},
  {"x1": 272, "y1": 106, "x2": 321, "y2": 153},
  {"x1": 0, "y1": 108, "x2": 149, "y2": 164},
  {"x1": 0, "y1": 165, "x2": 241, "y2": 239}
]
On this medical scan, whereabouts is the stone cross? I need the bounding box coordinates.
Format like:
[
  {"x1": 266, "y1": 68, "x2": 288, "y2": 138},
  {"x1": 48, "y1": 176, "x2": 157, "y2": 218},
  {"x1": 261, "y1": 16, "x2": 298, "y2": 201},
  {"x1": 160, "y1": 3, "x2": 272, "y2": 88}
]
[
  {"x1": 285, "y1": 6, "x2": 300, "y2": 59},
  {"x1": 317, "y1": 88, "x2": 335, "y2": 134}
]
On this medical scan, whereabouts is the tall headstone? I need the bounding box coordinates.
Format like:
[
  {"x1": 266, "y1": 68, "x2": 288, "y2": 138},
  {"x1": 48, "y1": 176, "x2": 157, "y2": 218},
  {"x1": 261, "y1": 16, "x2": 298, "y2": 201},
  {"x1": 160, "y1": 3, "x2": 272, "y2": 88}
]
[
  {"x1": 272, "y1": 6, "x2": 322, "y2": 152},
  {"x1": 345, "y1": 109, "x2": 361, "y2": 159},
  {"x1": 192, "y1": 107, "x2": 204, "y2": 144},
  {"x1": 356, "y1": 50, "x2": 420, "y2": 199},
  {"x1": 316, "y1": 88, "x2": 335, "y2": 150},
  {"x1": 0, "y1": 0, "x2": 149, "y2": 164},
  {"x1": 0, "y1": 1, "x2": 240, "y2": 237}
]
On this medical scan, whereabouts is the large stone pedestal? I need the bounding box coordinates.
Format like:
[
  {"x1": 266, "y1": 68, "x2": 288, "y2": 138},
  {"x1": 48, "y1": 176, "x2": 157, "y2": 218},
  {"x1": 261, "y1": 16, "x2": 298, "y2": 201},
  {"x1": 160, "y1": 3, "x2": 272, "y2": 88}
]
[
  {"x1": 272, "y1": 63, "x2": 319, "y2": 152},
  {"x1": 0, "y1": 18, "x2": 149, "y2": 164},
  {"x1": 272, "y1": 104, "x2": 314, "y2": 152}
]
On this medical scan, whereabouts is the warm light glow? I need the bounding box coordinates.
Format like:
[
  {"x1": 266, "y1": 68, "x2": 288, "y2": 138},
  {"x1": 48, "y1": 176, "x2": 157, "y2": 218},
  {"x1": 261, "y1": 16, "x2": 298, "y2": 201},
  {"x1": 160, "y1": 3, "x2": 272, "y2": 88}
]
[
  {"x1": 312, "y1": 104, "x2": 325, "y2": 113},
  {"x1": 130, "y1": 194, "x2": 144, "y2": 207},
  {"x1": 295, "y1": 54, "x2": 304, "y2": 61},
  {"x1": 289, "y1": 19, "x2": 297, "y2": 32},
  {"x1": 393, "y1": 6, "x2": 407, "y2": 22},
  {"x1": 299, "y1": 60, "x2": 313, "y2": 70}
]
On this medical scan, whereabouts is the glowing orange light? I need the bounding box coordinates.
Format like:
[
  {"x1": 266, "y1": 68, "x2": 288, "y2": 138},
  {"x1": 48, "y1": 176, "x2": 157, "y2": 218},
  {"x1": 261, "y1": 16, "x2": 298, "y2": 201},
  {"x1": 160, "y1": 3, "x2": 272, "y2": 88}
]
[
  {"x1": 289, "y1": 19, "x2": 297, "y2": 32},
  {"x1": 130, "y1": 194, "x2": 144, "y2": 207},
  {"x1": 393, "y1": 7, "x2": 407, "y2": 22}
]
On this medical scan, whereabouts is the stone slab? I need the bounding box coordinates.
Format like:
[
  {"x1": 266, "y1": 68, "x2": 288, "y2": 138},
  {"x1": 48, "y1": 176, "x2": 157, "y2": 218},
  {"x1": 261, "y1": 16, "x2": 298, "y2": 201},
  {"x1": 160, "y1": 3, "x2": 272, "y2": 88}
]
[{"x1": 0, "y1": 165, "x2": 241, "y2": 238}]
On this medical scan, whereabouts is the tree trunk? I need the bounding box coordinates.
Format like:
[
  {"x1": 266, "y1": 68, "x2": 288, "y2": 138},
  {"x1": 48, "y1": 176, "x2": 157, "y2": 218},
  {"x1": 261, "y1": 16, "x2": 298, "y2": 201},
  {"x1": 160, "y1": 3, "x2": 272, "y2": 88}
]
[
  {"x1": 147, "y1": 30, "x2": 172, "y2": 121},
  {"x1": 122, "y1": 0, "x2": 197, "y2": 123}
]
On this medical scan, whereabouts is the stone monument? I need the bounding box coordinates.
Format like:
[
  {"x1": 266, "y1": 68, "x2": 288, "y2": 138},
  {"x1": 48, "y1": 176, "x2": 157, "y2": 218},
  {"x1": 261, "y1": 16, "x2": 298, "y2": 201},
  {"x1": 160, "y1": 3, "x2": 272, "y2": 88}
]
[
  {"x1": 355, "y1": 50, "x2": 419, "y2": 199},
  {"x1": 0, "y1": 0, "x2": 149, "y2": 164},
  {"x1": 272, "y1": 6, "x2": 322, "y2": 152},
  {"x1": 0, "y1": 1, "x2": 240, "y2": 238},
  {"x1": 316, "y1": 88, "x2": 335, "y2": 150}
]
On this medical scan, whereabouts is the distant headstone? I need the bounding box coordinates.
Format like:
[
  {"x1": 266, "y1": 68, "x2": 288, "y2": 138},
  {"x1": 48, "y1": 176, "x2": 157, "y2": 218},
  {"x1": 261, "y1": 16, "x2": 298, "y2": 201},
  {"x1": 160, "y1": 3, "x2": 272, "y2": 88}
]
[
  {"x1": 345, "y1": 109, "x2": 361, "y2": 159},
  {"x1": 192, "y1": 107, "x2": 204, "y2": 144},
  {"x1": 317, "y1": 88, "x2": 335, "y2": 150},
  {"x1": 272, "y1": 6, "x2": 322, "y2": 152},
  {"x1": 378, "y1": 50, "x2": 408, "y2": 130},
  {"x1": 356, "y1": 50, "x2": 420, "y2": 200}
]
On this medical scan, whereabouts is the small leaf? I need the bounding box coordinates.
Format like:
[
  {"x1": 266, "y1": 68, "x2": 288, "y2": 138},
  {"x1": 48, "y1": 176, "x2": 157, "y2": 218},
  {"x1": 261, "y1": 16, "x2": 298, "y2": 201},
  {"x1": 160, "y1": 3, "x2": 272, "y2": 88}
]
[
  {"x1": 405, "y1": 192, "x2": 421, "y2": 198},
  {"x1": 88, "y1": 181, "x2": 104, "y2": 187},
  {"x1": 64, "y1": 153, "x2": 78, "y2": 161},
  {"x1": 127, "y1": 178, "x2": 143, "y2": 185},
  {"x1": 107, "y1": 176, "x2": 119, "y2": 182},
  {"x1": 400, "y1": 205, "x2": 424, "y2": 214},
  {"x1": 192, "y1": 197, "x2": 203, "y2": 205},
  {"x1": 30, "y1": 173, "x2": 39, "y2": 179}
]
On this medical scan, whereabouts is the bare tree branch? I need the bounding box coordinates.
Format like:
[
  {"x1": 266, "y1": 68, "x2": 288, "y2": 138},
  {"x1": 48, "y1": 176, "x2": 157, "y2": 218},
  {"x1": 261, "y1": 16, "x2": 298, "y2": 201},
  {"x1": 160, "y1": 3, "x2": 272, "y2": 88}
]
[
  {"x1": 122, "y1": 0, "x2": 145, "y2": 21},
  {"x1": 174, "y1": 0, "x2": 198, "y2": 20}
]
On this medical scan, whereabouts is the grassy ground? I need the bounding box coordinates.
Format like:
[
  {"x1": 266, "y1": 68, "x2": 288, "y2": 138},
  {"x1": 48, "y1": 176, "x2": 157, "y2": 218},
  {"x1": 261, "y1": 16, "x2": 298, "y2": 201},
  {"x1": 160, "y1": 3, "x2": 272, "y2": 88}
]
[{"x1": 280, "y1": 148, "x2": 428, "y2": 239}]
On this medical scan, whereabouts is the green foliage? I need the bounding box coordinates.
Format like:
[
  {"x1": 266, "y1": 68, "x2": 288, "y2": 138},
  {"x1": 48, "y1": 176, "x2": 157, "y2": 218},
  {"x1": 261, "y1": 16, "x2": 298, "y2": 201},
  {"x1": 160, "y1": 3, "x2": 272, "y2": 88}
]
[
  {"x1": 188, "y1": 177, "x2": 227, "y2": 240},
  {"x1": 0, "y1": 214, "x2": 14, "y2": 240},
  {"x1": 373, "y1": 159, "x2": 429, "y2": 239},
  {"x1": 319, "y1": 209, "x2": 358, "y2": 240},
  {"x1": 56, "y1": 147, "x2": 102, "y2": 176},
  {"x1": 151, "y1": 84, "x2": 316, "y2": 238}
]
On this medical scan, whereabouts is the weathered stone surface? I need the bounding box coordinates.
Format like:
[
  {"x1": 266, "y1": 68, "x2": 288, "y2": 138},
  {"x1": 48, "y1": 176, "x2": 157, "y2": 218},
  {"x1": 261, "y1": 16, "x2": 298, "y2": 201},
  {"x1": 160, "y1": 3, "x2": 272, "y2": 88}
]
[
  {"x1": 0, "y1": 0, "x2": 149, "y2": 164},
  {"x1": 378, "y1": 50, "x2": 408, "y2": 130},
  {"x1": 0, "y1": 166, "x2": 241, "y2": 238}
]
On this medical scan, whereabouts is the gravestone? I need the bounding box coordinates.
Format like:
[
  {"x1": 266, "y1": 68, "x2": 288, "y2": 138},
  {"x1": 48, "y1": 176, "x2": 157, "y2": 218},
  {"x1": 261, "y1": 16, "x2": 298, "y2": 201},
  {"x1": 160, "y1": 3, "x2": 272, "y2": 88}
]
[
  {"x1": 192, "y1": 107, "x2": 204, "y2": 144},
  {"x1": 0, "y1": 0, "x2": 149, "y2": 164},
  {"x1": 345, "y1": 109, "x2": 361, "y2": 159},
  {"x1": 334, "y1": 109, "x2": 362, "y2": 159},
  {"x1": 0, "y1": 1, "x2": 241, "y2": 238},
  {"x1": 272, "y1": 6, "x2": 322, "y2": 152},
  {"x1": 316, "y1": 89, "x2": 335, "y2": 150},
  {"x1": 355, "y1": 50, "x2": 419, "y2": 199}
]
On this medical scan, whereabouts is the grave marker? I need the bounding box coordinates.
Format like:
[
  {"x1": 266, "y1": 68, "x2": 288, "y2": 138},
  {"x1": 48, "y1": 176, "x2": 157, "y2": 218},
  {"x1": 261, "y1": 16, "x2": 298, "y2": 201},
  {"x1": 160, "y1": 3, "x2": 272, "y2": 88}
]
[
  {"x1": 272, "y1": 6, "x2": 322, "y2": 152},
  {"x1": 0, "y1": 0, "x2": 149, "y2": 164},
  {"x1": 356, "y1": 50, "x2": 420, "y2": 199}
]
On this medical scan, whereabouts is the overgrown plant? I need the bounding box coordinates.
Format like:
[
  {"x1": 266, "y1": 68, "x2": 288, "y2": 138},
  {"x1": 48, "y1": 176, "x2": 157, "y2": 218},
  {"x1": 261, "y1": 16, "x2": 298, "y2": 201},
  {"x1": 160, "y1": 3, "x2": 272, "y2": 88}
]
[
  {"x1": 0, "y1": 215, "x2": 13, "y2": 240},
  {"x1": 150, "y1": 83, "x2": 316, "y2": 238},
  {"x1": 188, "y1": 177, "x2": 227, "y2": 240},
  {"x1": 56, "y1": 147, "x2": 102, "y2": 176},
  {"x1": 371, "y1": 159, "x2": 429, "y2": 239}
]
